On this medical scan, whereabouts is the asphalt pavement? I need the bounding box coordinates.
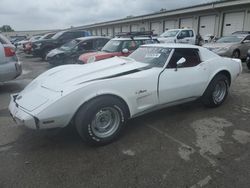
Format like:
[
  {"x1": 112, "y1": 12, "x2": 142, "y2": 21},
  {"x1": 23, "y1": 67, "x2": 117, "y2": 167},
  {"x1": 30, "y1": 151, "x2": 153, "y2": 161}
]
[{"x1": 0, "y1": 52, "x2": 250, "y2": 188}]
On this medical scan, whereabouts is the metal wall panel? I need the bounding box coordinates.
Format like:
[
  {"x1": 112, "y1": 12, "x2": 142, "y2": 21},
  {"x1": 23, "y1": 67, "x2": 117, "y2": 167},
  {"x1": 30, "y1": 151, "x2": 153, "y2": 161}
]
[{"x1": 222, "y1": 11, "x2": 244, "y2": 36}]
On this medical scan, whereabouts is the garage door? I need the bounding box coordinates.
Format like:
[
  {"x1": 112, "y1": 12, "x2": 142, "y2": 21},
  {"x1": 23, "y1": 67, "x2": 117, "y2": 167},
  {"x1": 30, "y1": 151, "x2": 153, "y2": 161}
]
[
  {"x1": 122, "y1": 25, "x2": 130, "y2": 32},
  {"x1": 92, "y1": 29, "x2": 96, "y2": 36},
  {"x1": 151, "y1": 21, "x2": 163, "y2": 35},
  {"x1": 102, "y1": 28, "x2": 107, "y2": 36},
  {"x1": 114, "y1": 27, "x2": 121, "y2": 35},
  {"x1": 131, "y1": 24, "x2": 139, "y2": 32},
  {"x1": 97, "y1": 29, "x2": 102, "y2": 36},
  {"x1": 107, "y1": 28, "x2": 113, "y2": 37},
  {"x1": 164, "y1": 20, "x2": 178, "y2": 31},
  {"x1": 180, "y1": 18, "x2": 193, "y2": 29},
  {"x1": 223, "y1": 12, "x2": 244, "y2": 36},
  {"x1": 199, "y1": 15, "x2": 216, "y2": 38}
]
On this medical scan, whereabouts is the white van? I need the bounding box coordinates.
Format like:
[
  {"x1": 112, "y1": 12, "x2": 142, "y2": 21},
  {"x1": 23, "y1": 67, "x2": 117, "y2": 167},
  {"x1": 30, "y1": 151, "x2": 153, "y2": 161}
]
[{"x1": 158, "y1": 29, "x2": 196, "y2": 45}]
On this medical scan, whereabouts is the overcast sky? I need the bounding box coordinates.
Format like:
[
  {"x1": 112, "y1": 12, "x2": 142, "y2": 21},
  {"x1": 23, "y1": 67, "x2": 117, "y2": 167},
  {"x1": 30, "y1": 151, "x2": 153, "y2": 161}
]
[{"x1": 0, "y1": 0, "x2": 218, "y2": 31}]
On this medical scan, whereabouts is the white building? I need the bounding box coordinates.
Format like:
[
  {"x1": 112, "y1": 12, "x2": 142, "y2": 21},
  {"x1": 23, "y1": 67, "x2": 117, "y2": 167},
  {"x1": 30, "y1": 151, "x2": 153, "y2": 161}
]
[{"x1": 77, "y1": 0, "x2": 250, "y2": 38}]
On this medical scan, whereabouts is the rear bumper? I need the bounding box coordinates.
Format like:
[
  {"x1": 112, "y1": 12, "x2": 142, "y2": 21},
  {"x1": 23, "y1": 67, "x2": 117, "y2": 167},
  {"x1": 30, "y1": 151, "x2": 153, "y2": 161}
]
[
  {"x1": 9, "y1": 94, "x2": 38, "y2": 129},
  {"x1": 0, "y1": 61, "x2": 22, "y2": 82}
]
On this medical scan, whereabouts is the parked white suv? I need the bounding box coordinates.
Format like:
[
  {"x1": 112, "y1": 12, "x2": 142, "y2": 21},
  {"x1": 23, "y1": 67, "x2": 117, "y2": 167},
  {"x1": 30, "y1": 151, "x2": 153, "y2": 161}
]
[
  {"x1": 0, "y1": 33, "x2": 22, "y2": 82},
  {"x1": 158, "y1": 29, "x2": 196, "y2": 45}
]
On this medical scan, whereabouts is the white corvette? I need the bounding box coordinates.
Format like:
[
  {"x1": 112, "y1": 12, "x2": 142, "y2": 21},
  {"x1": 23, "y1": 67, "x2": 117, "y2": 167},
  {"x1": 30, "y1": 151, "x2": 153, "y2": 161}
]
[{"x1": 9, "y1": 43, "x2": 242, "y2": 145}]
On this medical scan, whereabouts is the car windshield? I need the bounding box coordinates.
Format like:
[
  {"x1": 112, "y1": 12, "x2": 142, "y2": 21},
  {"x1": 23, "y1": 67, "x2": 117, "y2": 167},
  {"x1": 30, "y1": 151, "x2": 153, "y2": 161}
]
[
  {"x1": 129, "y1": 46, "x2": 172, "y2": 67},
  {"x1": 29, "y1": 36, "x2": 41, "y2": 42},
  {"x1": 51, "y1": 31, "x2": 64, "y2": 39},
  {"x1": 101, "y1": 40, "x2": 122, "y2": 52},
  {"x1": 216, "y1": 36, "x2": 244, "y2": 43},
  {"x1": 40, "y1": 33, "x2": 55, "y2": 40},
  {"x1": 59, "y1": 39, "x2": 79, "y2": 51},
  {"x1": 160, "y1": 30, "x2": 179, "y2": 37}
]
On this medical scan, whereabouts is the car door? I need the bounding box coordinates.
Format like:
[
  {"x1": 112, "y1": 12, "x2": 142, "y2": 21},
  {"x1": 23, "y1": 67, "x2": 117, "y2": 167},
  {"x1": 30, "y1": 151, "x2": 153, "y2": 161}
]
[
  {"x1": 158, "y1": 48, "x2": 209, "y2": 104},
  {"x1": 59, "y1": 32, "x2": 74, "y2": 45},
  {"x1": 177, "y1": 30, "x2": 195, "y2": 44}
]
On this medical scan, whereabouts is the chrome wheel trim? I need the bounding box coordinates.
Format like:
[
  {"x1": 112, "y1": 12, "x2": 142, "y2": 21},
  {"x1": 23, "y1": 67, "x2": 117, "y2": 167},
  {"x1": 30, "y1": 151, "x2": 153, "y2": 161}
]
[
  {"x1": 212, "y1": 81, "x2": 227, "y2": 104},
  {"x1": 91, "y1": 107, "x2": 120, "y2": 138}
]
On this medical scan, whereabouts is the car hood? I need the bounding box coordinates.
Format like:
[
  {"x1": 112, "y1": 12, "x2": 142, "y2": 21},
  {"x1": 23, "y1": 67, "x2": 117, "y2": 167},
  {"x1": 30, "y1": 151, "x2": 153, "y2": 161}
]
[
  {"x1": 35, "y1": 56, "x2": 148, "y2": 92},
  {"x1": 79, "y1": 51, "x2": 115, "y2": 63}
]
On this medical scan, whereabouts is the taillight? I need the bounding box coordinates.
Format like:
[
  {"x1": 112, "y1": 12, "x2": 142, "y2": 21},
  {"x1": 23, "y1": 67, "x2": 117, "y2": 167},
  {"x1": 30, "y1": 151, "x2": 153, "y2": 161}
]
[{"x1": 4, "y1": 47, "x2": 16, "y2": 57}]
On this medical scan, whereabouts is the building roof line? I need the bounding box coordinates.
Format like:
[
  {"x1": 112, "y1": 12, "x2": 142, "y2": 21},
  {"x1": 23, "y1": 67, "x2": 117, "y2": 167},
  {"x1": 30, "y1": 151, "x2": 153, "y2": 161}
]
[{"x1": 76, "y1": 0, "x2": 249, "y2": 29}]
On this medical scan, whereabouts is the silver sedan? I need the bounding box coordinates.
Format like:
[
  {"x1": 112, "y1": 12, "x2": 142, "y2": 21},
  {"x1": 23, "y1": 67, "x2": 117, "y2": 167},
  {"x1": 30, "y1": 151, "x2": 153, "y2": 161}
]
[
  {"x1": 203, "y1": 34, "x2": 250, "y2": 59},
  {"x1": 0, "y1": 33, "x2": 22, "y2": 82}
]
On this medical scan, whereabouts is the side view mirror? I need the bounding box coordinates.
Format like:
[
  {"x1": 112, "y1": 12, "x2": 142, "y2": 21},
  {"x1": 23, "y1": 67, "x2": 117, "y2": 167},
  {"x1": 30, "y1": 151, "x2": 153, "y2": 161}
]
[
  {"x1": 175, "y1": 57, "x2": 186, "y2": 71},
  {"x1": 122, "y1": 48, "x2": 129, "y2": 54}
]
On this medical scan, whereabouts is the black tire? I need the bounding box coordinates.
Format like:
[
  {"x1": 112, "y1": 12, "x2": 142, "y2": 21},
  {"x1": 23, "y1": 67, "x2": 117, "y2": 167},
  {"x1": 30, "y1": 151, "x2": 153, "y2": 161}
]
[
  {"x1": 41, "y1": 48, "x2": 51, "y2": 60},
  {"x1": 75, "y1": 96, "x2": 129, "y2": 146},
  {"x1": 247, "y1": 61, "x2": 250, "y2": 70},
  {"x1": 202, "y1": 74, "x2": 229, "y2": 108},
  {"x1": 232, "y1": 50, "x2": 240, "y2": 59}
]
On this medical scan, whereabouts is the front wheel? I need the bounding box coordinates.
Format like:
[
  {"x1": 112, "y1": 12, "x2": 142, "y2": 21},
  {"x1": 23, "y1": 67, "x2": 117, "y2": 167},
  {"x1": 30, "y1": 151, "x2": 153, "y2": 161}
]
[
  {"x1": 75, "y1": 96, "x2": 129, "y2": 145},
  {"x1": 202, "y1": 74, "x2": 229, "y2": 108},
  {"x1": 232, "y1": 50, "x2": 240, "y2": 59}
]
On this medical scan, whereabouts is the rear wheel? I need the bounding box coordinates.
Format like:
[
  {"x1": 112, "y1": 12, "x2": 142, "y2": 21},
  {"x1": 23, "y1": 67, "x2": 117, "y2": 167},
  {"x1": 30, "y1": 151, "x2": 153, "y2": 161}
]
[
  {"x1": 75, "y1": 96, "x2": 129, "y2": 145},
  {"x1": 202, "y1": 74, "x2": 229, "y2": 108}
]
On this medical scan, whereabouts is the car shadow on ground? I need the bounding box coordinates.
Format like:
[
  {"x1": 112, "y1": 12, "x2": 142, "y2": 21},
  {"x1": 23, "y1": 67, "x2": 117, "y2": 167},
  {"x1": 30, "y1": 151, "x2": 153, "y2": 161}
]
[{"x1": 0, "y1": 82, "x2": 26, "y2": 94}]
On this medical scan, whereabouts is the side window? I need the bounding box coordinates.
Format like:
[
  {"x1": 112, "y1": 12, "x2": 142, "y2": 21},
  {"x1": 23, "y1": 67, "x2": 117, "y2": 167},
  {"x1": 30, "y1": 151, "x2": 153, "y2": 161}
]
[
  {"x1": 188, "y1": 30, "x2": 194, "y2": 37},
  {"x1": 78, "y1": 40, "x2": 93, "y2": 51},
  {"x1": 122, "y1": 41, "x2": 139, "y2": 51},
  {"x1": 244, "y1": 35, "x2": 250, "y2": 41},
  {"x1": 75, "y1": 32, "x2": 85, "y2": 38},
  {"x1": 167, "y1": 48, "x2": 201, "y2": 68},
  {"x1": 179, "y1": 30, "x2": 190, "y2": 38},
  {"x1": 95, "y1": 39, "x2": 109, "y2": 49},
  {"x1": 61, "y1": 32, "x2": 74, "y2": 40}
]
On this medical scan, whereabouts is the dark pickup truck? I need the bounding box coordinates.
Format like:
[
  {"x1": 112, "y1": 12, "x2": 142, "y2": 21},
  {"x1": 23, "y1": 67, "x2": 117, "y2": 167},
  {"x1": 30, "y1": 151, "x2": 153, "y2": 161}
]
[{"x1": 31, "y1": 30, "x2": 91, "y2": 59}]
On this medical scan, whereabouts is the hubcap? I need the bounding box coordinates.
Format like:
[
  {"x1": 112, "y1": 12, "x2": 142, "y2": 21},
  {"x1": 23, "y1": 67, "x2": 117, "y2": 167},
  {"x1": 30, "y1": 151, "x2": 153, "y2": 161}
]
[
  {"x1": 212, "y1": 81, "x2": 227, "y2": 104},
  {"x1": 91, "y1": 107, "x2": 120, "y2": 138}
]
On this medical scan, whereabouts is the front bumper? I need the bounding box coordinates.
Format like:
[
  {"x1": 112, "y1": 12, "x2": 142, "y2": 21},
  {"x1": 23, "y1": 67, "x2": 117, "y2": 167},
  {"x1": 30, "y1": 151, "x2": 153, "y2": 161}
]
[{"x1": 9, "y1": 94, "x2": 39, "y2": 129}]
